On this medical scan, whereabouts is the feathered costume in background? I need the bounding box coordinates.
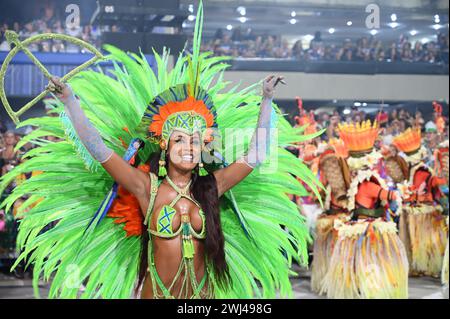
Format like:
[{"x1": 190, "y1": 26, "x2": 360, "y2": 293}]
[
  {"x1": 310, "y1": 142, "x2": 351, "y2": 295},
  {"x1": 320, "y1": 120, "x2": 409, "y2": 299},
  {"x1": 0, "y1": 1, "x2": 323, "y2": 299},
  {"x1": 393, "y1": 128, "x2": 448, "y2": 278}
]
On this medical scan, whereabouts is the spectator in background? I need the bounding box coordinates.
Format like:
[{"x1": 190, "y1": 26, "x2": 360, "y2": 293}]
[
  {"x1": 0, "y1": 131, "x2": 19, "y2": 176},
  {"x1": 323, "y1": 44, "x2": 336, "y2": 61},
  {"x1": 400, "y1": 41, "x2": 414, "y2": 62},
  {"x1": 13, "y1": 22, "x2": 20, "y2": 34},
  {"x1": 305, "y1": 39, "x2": 324, "y2": 61},
  {"x1": 306, "y1": 32, "x2": 325, "y2": 61},
  {"x1": 337, "y1": 39, "x2": 354, "y2": 61},
  {"x1": 243, "y1": 28, "x2": 256, "y2": 41},
  {"x1": 111, "y1": 24, "x2": 120, "y2": 33},
  {"x1": 261, "y1": 35, "x2": 275, "y2": 58},
  {"x1": 310, "y1": 31, "x2": 323, "y2": 50},
  {"x1": 292, "y1": 40, "x2": 305, "y2": 60},
  {"x1": 413, "y1": 41, "x2": 424, "y2": 62},
  {"x1": 272, "y1": 39, "x2": 291, "y2": 59},
  {"x1": 231, "y1": 26, "x2": 242, "y2": 42},
  {"x1": 370, "y1": 40, "x2": 383, "y2": 61},
  {"x1": 397, "y1": 33, "x2": 409, "y2": 50},
  {"x1": 423, "y1": 42, "x2": 440, "y2": 63},
  {"x1": 214, "y1": 28, "x2": 223, "y2": 41},
  {"x1": 0, "y1": 23, "x2": 10, "y2": 51},
  {"x1": 325, "y1": 114, "x2": 341, "y2": 141},
  {"x1": 51, "y1": 20, "x2": 65, "y2": 52},
  {"x1": 254, "y1": 36, "x2": 264, "y2": 56},
  {"x1": 390, "y1": 108, "x2": 398, "y2": 122},
  {"x1": 40, "y1": 26, "x2": 53, "y2": 52},
  {"x1": 80, "y1": 25, "x2": 94, "y2": 53},
  {"x1": 242, "y1": 40, "x2": 257, "y2": 58},
  {"x1": 214, "y1": 34, "x2": 233, "y2": 56},
  {"x1": 415, "y1": 110, "x2": 425, "y2": 128},
  {"x1": 41, "y1": 4, "x2": 57, "y2": 30},
  {"x1": 355, "y1": 37, "x2": 371, "y2": 61},
  {"x1": 386, "y1": 41, "x2": 399, "y2": 62},
  {"x1": 437, "y1": 32, "x2": 449, "y2": 64},
  {"x1": 19, "y1": 22, "x2": 39, "y2": 51}
]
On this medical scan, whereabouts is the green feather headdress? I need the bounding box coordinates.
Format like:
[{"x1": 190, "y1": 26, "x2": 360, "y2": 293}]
[{"x1": 138, "y1": 1, "x2": 217, "y2": 147}]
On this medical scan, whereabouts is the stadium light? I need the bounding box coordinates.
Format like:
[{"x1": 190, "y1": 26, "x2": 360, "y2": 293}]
[
  {"x1": 370, "y1": 29, "x2": 378, "y2": 36},
  {"x1": 188, "y1": 4, "x2": 194, "y2": 13},
  {"x1": 290, "y1": 18, "x2": 297, "y2": 25},
  {"x1": 328, "y1": 28, "x2": 335, "y2": 34},
  {"x1": 354, "y1": 102, "x2": 362, "y2": 107},
  {"x1": 391, "y1": 14, "x2": 397, "y2": 22},
  {"x1": 237, "y1": 6, "x2": 246, "y2": 16},
  {"x1": 388, "y1": 22, "x2": 399, "y2": 29},
  {"x1": 188, "y1": 15, "x2": 195, "y2": 21},
  {"x1": 347, "y1": 21, "x2": 352, "y2": 26},
  {"x1": 304, "y1": 34, "x2": 314, "y2": 42},
  {"x1": 291, "y1": 11, "x2": 296, "y2": 17},
  {"x1": 434, "y1": 14, "x2": 440, "y2": 24},
  {"x1": 432, "y1": 24, "x2": 442, "y2": 30},
  {"x1": 410, "y1": 30, "x2": 418, "y2": 36},
  {"x1": 239, "y1": 17, "x2": 248, "y2": 23},
  {"x1": 226, "y1": 24, "x2": 233, "y2": 31}
]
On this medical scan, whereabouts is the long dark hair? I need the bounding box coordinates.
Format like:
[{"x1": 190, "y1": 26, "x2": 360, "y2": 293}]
[{"x1": 135, "y1": 151, "x2": 229, "y2": 295}]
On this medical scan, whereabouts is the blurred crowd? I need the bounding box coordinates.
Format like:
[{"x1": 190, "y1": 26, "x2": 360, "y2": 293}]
[
  {"x1": 2, "y1": 7, "x2": 448, "y2": 66},
  {"x1": 0, "y1": 4, "x2": 112, "y2": 53},
  {"x1": 204, "y1": 29, "x2": 449, "y2": 64}
]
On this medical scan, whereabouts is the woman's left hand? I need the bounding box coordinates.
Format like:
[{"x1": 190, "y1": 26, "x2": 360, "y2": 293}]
[{"x1": 262, "y1": 75, "x2": 285, "y2": 99}]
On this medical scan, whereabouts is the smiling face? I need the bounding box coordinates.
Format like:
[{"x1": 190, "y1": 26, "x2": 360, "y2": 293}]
[{"x1": 166, "y1": 130, "x2": 202, "y2": 172}]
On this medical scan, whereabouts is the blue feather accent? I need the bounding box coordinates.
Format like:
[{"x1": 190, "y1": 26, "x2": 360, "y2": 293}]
[
  {"x1": 84, "y1": 185, "x2": 118, "y2": 232},
  {"x1": 84, "y1": 138, "x2": 144, "y2": 233}
]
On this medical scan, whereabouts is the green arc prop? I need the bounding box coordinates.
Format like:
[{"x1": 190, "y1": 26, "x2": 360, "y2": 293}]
[{"x1": 0, "y1": 31, "x2": 105, "y2": 124}]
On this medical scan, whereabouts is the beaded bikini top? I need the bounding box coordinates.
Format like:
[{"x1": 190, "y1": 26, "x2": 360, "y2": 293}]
[{"x1": 144, "y1": 173, "x2": 206, "y2": 258}]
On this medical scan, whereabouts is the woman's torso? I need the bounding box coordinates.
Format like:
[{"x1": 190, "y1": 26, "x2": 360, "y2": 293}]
[{"x1": 138, "y1": 177, "x2": 207, "y2": 298}]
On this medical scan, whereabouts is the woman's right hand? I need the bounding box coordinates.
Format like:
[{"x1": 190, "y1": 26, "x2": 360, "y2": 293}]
[{"x1": 47, "y1": 76, "x2": 74, "y2": 101}]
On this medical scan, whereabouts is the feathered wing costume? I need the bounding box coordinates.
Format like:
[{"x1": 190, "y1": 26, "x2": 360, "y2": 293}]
[{"x1": 0, "y1": 2, "x2": 323, "y2": 299}]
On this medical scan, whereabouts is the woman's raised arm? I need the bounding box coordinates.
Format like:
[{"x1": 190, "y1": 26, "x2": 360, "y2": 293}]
[
  {"x1": 48, "y1": 77, "x2": 149, "y2": 198},
  {"x1": 214, "y1": 75, "x2": 283, "y2": 197}
]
